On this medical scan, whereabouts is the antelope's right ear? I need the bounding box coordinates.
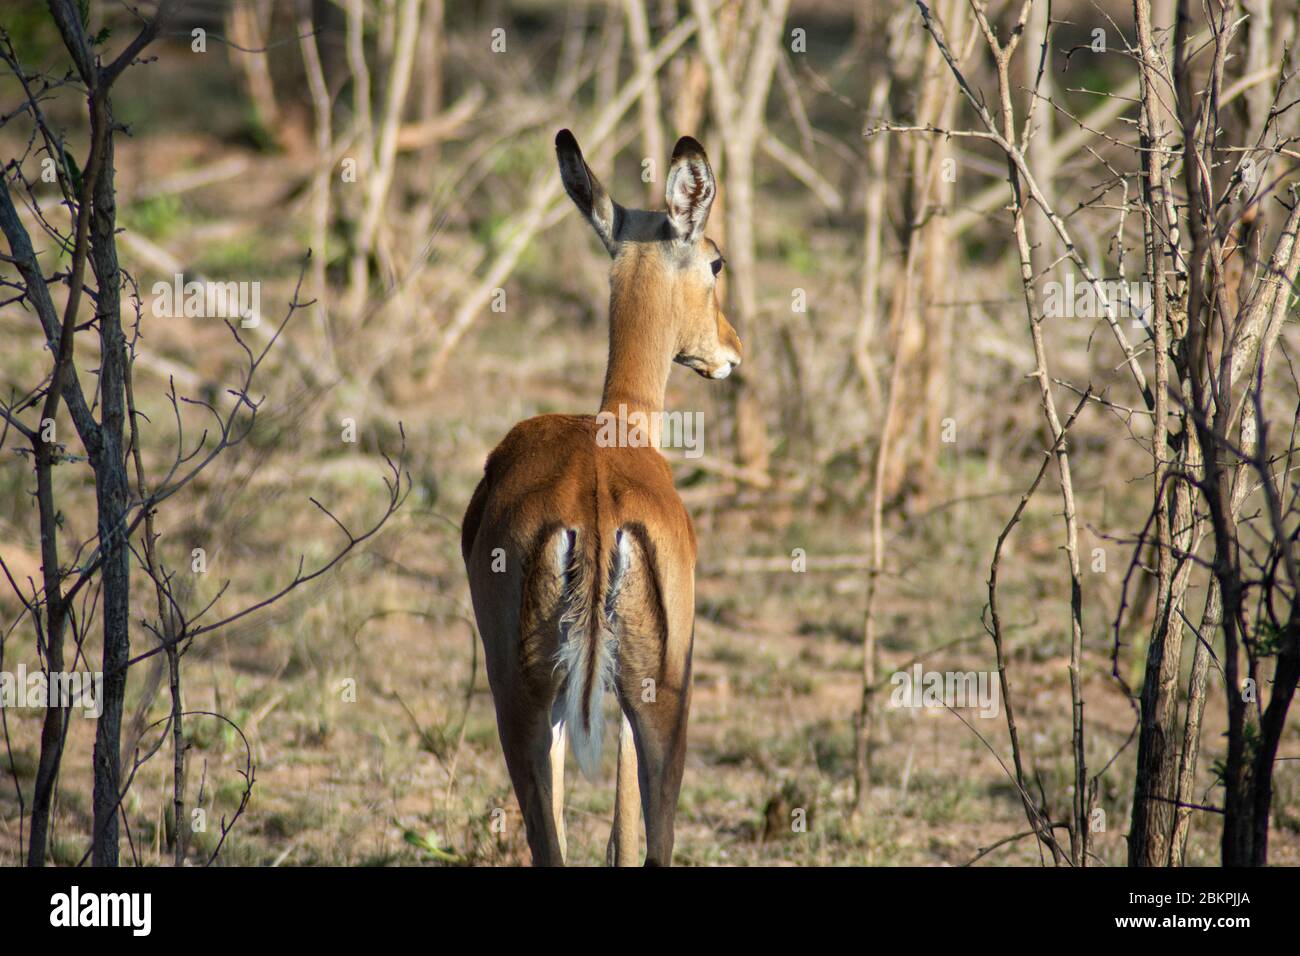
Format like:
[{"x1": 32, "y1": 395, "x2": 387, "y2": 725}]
[
  {"x1": 665, "y1": 135, "x2": 715, "y2": 244},
  {"x1": 555, "y1": 129, "x2": 619, "y2": 256}
]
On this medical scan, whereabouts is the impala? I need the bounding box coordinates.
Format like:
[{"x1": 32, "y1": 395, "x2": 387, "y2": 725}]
[{"x1": 461, "y1": 129, "x2": 741, "y2": 866}]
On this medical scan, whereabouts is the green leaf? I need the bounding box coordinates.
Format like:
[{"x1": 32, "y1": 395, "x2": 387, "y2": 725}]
[
  {"x1": 61, "y1": 147, "x2": 84, "y2": 196},
  {"x1": 400, "y1": 825, "x2": 464, "y2": 864}
]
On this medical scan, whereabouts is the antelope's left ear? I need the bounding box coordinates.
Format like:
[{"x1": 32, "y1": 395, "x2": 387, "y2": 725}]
[
  {"x1": 665, "y1": 136, "x2": 715, "y2": 243},
  {"x1": 556, "y1": 129, "x2": 620, "y2": 256}
]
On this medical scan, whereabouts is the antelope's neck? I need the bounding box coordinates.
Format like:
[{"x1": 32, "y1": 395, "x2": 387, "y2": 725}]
[{"x1": 599, "y1": 278, "x2": 674, "y2": 422}]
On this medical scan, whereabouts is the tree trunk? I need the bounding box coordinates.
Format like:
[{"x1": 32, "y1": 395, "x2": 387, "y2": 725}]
[{"x1": 88, "y1": 111, "x2": 131, "y2": 868}]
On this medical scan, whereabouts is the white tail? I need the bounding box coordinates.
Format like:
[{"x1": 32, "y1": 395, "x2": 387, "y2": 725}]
[{"x1": 554, "y1": 528, "x2": 632, "y2": 778}]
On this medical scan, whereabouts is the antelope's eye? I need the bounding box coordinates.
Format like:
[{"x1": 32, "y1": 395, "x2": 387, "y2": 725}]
[{"x1": 710, "y1": 257, "x2": 724, "y2": 277}]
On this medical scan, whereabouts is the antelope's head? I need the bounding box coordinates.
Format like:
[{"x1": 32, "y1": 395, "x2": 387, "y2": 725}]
[{"x1": 555, "y1": 129, "x2": 743, "y2": 381}]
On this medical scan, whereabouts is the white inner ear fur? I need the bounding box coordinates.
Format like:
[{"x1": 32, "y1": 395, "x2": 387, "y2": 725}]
[
  {"x1": 666, "y1": 160, "x2": 714, "y2": 242},
  {"x1": 591, "y1": 190, "x2": 616, "y2": 241}
]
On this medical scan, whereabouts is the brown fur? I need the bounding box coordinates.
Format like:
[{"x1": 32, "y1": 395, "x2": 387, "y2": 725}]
[{"x1": 462, "y1": 415, "x2": 699, "y2": 865}]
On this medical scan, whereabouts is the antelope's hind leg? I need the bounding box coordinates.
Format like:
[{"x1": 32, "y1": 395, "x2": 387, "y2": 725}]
[
  {"x1": 474, "y1": 538, "x2": 568, "y2": 866},
  {"x1": 606, "y1": 711, "x2": 640, "y2": 866},
  {"x1": 548, "y1": 711, "x2": 568, "y2": 862},
  {"x1": 624, "y1": 635, "x2": 691, "y2": 867},
  {"x1": 491, "y1": 694, "x2": 567, "y2": 866},
  {"x1": 614, "y1": 529, "x2": 694, "y2": 867}
]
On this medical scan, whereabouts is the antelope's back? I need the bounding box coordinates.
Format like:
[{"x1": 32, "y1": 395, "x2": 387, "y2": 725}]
[{"x1": 461, "y1": 413, "x2": 695, "y2": 573}]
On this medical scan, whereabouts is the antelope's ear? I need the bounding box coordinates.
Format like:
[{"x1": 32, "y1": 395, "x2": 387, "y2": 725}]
[
  {"x1": 665, "y1": 136, "x2": 715, "y2": 243},
  {"x1": 555, "y1": 129, "x2": 619, "y2": 256}
]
